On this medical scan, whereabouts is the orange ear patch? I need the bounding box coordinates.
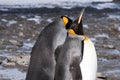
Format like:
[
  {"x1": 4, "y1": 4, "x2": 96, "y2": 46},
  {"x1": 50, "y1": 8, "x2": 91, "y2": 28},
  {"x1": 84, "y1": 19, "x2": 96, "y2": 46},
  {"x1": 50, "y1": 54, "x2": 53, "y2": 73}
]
[{"x1": 62, "y1": 16, "x2": 69, "y2": 26}]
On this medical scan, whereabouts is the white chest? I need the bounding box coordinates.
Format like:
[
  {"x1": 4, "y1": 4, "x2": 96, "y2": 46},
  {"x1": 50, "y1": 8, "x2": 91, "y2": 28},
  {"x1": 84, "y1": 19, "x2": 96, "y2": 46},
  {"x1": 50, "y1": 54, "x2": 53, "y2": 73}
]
[{"x1": 80, "y1": 40, "x2": 97, "y2": 80}]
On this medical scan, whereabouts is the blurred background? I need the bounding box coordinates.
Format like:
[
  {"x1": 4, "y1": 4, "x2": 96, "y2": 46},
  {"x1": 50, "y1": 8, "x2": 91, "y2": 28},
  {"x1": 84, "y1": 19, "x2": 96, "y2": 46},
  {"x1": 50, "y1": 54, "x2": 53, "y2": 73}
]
[{"x1": 0, "y1": 0, "x2": 120, "y2": 80}]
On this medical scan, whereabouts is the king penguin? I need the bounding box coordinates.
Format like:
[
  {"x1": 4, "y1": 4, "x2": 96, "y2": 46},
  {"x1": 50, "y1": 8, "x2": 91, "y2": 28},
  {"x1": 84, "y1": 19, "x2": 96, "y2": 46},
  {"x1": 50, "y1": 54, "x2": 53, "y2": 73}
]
[
  {"x1": 54, "y1": 8, "x2": 97, "y2": 80},
  {"x1": 26, "y1": 16, "x2": 72, "y2": 80},
  {"x1": 68, "y1": 8, "x2": 98, "y2": 80},
  {"x1": 54, "y1": 10, "x2": 85, "y2": 80},
  {"x1": 54, "y1": 30, "x2": 84, "y2": 80}
]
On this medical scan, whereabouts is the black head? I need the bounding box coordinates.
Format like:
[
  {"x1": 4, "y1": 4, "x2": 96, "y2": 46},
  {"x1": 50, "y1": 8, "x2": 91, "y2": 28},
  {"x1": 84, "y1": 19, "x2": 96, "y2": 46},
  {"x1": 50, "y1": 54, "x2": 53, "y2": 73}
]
[{"x1": 68, "y1": 8, "x2": 85, "y2": 35}]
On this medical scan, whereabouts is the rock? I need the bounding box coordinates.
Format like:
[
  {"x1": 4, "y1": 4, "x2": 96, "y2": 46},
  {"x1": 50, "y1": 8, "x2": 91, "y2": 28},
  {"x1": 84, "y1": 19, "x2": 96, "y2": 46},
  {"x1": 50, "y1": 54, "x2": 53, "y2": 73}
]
[
  {"x1": 16, "y1": 55, "x2": 30, "y2": 67},
  {"x1": 0, "y1": 39, "x2": 4, "y2": 45},
  {"x1": 9, "y1": 39, "x2": 23, "y2": 47},
  {"x1": 32, "y1": 33, "x2": 36, "y2": 37},
  {"x1": 19, "y1": 32, "x2": 25, "y2": 37},
  {"x1": 7, "y1": 56, "x2": 18, "y2": 62},
  {"x1": 2, "y1": 54, "x2": 30, "y2": 68},
  {"x1": 7, "y1": 48, "x2": 16, "y2": 52},
  {"x1": 2, "y1": 62, "x2": 16, "y2": 67},
  {"x1": 2, "y1": 59, "x2": 16, "y2": 67},
  {"x1": 97, "y1": 73, "x2": 107, "y2": 80},
  {"x1": 108, "y1": 25, "x2": 119, "y2": 32},
  {"x1": 103, "y1": 44, "x2": 115, "y2": 49},
  {"x1": 95, "y1": 34, "x2": 109, "y2": 39}
]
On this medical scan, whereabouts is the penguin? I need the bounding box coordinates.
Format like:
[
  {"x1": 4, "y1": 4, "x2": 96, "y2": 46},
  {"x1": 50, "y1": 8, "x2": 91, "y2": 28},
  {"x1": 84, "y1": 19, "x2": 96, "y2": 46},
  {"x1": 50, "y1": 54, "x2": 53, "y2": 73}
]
[
  {"x1": 26, "y1": 16, "x2": 72, "y2": 80},
  {"x1": 68, "y1": 8, "x2": 97, "y2": 80},
  {"x1": 54, "y1": 10, "x2": 85, "y2": 80},
  {"x1": 54, "y1": 8, "x2": 97, "y2": 80},
  {"x1": 54, "y1": 32, "x2": 84, "y2": 80}
]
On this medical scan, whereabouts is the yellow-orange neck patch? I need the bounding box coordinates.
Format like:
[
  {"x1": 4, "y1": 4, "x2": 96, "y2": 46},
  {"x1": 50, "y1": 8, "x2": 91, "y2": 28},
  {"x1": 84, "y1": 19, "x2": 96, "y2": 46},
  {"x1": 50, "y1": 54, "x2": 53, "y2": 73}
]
[
  {"x1": 84, "y1": 35, "x2": 90, "y2": 41},
  {"x1": 62, "y1": 16, "x2": 68, "y2": 26},
  {"x1": 68, "y1": 29, "x2": 76, "y2": 35}
]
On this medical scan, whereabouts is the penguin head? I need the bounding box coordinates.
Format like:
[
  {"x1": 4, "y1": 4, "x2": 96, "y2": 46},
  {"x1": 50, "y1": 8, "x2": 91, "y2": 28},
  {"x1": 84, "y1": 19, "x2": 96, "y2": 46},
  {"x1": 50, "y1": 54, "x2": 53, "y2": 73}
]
[
  {"x1": 61, "y1": 16, "x2": 73, "y2": 29},
  {"x1": 68, "y1": 8, "x2": 85, "y2": 35}
]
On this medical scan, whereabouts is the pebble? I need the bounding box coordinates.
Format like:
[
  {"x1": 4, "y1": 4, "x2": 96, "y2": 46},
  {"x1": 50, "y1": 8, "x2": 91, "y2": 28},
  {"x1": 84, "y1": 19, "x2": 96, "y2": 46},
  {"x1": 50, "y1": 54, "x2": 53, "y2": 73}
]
[
  {"x1": 9, "y1": 39, "x2": 23, "y2": 47},
  {"x1": 103, "y1": 44, "x2": 115, "y2": 49},
  {"x1": 97, "y1": 72, "x2": 107, "y2": 80},
  {"x1": 95, "y1": 33, "x2": 109, "y2": 39},
  {"x1": 108, "y1": 25, "x2": 119, "y2": 32},
  {"x1": 19, "y1": 32, "x2": 25, "y2": 37},
  {"x1": 1, "y1": 54, "x2": 30, "y2": 68},
  {"x1": 16, "y1": 55, "x2": 30, "y2": 67},
  {"x1": 2, "y1": 62, "x2": 16, "y2": 67},
  {"x1": 7, "y1": 48, "x2": 16, "y2": 52},
  {"x1": 7, "y1": 56, "x2": 18, "y2": 62}
]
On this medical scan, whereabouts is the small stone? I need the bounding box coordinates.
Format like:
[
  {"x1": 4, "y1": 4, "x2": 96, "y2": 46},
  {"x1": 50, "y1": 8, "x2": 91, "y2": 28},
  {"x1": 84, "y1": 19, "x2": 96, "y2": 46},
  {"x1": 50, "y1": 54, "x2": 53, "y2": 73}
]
[
  {"x1": 97, "y1": 72, "x2": 107, "y2": 80},
  {"x1": 103, "y1": 44, "x2": 115, "y2": 49},
  {"x1": 0, "y1": 39, "x2": 4, "y2": 45},
  {"x1": 83, "y1": 24, "x2": 89, "y2": 29},
  {"x1": 19, "y1": 24, "x2": 23, "y2": 27},
  {"x1": 16, "y1": 55, "x2": 30, "y2": 67},
  {"x1": 19, "y1": 32, "x2": 25, "y2": 37},
  {"x1": 2, "y1": 62, "x2": 16, "y2": 67},
  {"x1": 2, "y1": 54, "x2": 30, "y2": 67},
  {"x1": 7, "y1": 48, "x2": 16, "y2": 52},
  {"x1": 2, "y1": 59, "x2": 16, "y2": 67},
  {"x1": 9, "y1": 39, "x2": 23, "y2": 47},
  {"x1": 108, "y1": 25, "x2": 119, "y2": 32},
  {"x1": 7, "y1": 56, "x2": 18, "y2": 62},
  {"x1": 32, "y1": 34, "x2": 36, "y2": 37},
  {"x1": 95, "y1": 33, "x2": 109, "y2": 39}
]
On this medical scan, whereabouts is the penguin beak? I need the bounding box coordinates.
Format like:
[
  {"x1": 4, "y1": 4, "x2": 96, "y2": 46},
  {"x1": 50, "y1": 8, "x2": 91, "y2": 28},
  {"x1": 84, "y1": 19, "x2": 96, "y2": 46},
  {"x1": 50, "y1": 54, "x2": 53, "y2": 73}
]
[
  {"x1": 61, "y1": 16, "x2": 72, "y2": 29},
  {"x1": 78, "y1": 8, "x2": 85, "y2": 24}
]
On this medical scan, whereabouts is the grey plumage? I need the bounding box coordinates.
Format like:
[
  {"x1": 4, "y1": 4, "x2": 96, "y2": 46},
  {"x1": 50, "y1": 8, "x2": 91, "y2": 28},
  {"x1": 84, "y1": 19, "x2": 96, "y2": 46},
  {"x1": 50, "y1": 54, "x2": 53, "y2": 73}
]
[
  {"x1": 26, "y1": 18, "x2": 67, "y2": 80},
  {"x1": 54, "y1": 34, "x2": 84, "y2": 80}
]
